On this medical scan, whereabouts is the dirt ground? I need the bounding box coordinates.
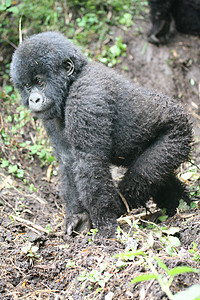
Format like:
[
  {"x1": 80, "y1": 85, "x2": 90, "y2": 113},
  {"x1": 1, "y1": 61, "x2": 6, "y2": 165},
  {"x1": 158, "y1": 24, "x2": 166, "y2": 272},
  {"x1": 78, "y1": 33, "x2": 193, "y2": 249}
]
[{"x1": 0, "y1": 17, "x2": 200, "y2": 300}]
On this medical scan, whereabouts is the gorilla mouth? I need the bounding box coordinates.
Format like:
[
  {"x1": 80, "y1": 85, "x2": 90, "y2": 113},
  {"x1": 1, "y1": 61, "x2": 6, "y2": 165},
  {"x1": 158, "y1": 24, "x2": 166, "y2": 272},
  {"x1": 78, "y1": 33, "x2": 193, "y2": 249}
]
[
  {"x1": 29, "y1": 100, "x2": 54, "y2": 113},
  {"x1": 30, "y1": 103, "x2": 56, "y2": 120}
]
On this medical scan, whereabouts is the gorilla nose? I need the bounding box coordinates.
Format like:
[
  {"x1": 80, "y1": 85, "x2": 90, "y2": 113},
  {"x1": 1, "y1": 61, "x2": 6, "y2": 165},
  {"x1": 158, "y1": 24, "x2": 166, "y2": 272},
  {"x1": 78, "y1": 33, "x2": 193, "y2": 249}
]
[
  {"x1": 29, "y1": 92, "x2": 42, "y2": 103},
  {"x1": 29, "y1": 92, "x2": 43, "y2": 112}
]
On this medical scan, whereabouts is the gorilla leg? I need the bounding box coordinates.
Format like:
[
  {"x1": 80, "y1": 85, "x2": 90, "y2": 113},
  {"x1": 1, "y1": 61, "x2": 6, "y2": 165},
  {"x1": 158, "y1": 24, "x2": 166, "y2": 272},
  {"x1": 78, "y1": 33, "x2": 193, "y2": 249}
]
[
  {"x1": 153, "y1": 174, "x2": 190, "y2": 216},
  {"x1": 148, "y1": 0, "x2": 172, "y2": 44},
  {"x1": 119, "y1": 124, "x2": 191, "y2": 215}
]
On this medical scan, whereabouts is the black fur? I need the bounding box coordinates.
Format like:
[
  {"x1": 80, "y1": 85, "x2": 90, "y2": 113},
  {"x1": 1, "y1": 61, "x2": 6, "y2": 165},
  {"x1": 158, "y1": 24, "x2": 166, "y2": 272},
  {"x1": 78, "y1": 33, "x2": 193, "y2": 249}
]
[
  {"x1": 10, "y1": 32, "x2": 193, "y2": 235},
  {"x1": 148, "y1": 0, "x2": 200, "y2": 44}
]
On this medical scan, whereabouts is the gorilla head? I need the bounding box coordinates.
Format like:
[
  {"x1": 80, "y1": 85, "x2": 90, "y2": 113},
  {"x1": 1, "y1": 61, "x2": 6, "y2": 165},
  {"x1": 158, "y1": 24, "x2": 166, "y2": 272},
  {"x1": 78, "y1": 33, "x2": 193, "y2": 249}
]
[{"x1": 11, "y1": 32, "x2": 88, "y2": 120}]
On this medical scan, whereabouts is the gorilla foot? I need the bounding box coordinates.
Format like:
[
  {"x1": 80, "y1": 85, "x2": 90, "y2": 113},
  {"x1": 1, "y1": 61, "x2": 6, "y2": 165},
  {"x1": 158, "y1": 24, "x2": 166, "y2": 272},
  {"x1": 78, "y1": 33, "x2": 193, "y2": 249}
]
[{"x1": 65, "y1": 212, "x2": 91, "y2": 236}]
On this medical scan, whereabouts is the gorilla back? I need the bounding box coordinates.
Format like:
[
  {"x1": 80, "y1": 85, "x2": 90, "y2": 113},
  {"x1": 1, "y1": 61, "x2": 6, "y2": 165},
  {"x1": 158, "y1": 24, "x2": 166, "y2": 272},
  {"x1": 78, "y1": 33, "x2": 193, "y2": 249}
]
[{"x1": 10, "y1": 31, "x2": 193, "y2": 236}]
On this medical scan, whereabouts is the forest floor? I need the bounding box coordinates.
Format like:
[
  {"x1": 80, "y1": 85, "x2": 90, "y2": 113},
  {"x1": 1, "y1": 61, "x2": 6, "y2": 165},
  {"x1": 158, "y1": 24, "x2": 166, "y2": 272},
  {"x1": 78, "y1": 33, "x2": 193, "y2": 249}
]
[{"x1": 0, "y1": 17, "x2": 200, "y2": 300}]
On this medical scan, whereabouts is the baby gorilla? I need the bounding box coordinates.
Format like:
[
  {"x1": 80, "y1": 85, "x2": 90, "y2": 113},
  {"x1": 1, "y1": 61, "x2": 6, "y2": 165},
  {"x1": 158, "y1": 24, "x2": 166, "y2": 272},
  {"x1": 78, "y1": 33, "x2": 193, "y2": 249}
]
[{"x1": 10, "y1": 32, "x2": 192, "y2": 236}]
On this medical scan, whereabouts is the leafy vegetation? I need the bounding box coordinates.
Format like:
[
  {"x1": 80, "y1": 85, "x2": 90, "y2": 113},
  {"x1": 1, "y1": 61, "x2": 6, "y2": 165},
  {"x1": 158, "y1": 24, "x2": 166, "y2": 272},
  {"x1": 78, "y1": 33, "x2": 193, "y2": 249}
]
[
  {"x1": 114, "y1": 218, "x2": 200, "y2": 300},
  {"x1": 1, "y1": 0, "x2": 148, "y2": 66},
  {"x1": 66, "y1": 216, "x2": 200, "y2": 299},
  {"x1": 0, "y1": 86, "x2": 56, "y2": 185}
]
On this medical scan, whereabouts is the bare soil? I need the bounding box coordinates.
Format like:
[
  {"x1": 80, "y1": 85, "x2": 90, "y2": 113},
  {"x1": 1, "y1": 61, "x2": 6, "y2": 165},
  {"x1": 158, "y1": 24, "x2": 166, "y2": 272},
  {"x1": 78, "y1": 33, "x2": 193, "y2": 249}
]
[{"x1": 0, "y1": 17, "x2": 200, "y2": 299}]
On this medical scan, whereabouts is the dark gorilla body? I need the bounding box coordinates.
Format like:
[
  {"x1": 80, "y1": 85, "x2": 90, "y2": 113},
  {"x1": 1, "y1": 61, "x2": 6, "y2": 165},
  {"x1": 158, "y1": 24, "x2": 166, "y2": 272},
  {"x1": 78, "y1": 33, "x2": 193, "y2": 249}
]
[
  {"x1": 148, "y1": 0, "x2": 200, "y2": 44},
  {"x1": 11, "y1": 32, "x2": 192, "y2": 235}
]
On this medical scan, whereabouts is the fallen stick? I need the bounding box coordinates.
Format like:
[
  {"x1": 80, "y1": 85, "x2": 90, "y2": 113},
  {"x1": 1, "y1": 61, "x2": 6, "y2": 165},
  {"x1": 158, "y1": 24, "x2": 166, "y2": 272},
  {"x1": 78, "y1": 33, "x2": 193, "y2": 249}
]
[{"x1": 10, "y1": 215, "x2": 49, "y2": 233}]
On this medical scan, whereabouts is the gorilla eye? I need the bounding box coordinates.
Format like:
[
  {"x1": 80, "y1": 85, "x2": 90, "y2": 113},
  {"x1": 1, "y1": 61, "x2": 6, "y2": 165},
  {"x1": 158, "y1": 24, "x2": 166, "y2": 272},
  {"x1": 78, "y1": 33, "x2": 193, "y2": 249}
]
[
  {"x1": 25, "y1": 83, "x2": 32, "y2": 90},
  {"x1": 36, "y1": 78, "x2": 44, "y2": 86}
]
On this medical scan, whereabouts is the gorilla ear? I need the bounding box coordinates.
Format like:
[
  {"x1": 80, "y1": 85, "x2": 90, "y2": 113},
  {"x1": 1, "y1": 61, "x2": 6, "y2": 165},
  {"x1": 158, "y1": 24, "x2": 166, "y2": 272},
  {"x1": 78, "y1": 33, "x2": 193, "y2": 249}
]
[{"x1": 63, "y1": 58, "x2": 74, "y2": 76}]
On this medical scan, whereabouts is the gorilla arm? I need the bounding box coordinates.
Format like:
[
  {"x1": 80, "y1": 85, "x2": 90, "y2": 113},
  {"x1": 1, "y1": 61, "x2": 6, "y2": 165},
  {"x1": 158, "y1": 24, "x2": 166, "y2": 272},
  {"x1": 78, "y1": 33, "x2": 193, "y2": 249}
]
[
  {"x1": 65, "y1": 94, "x2": 125, "y2": 233},
  {"x1": 43, "y1": 118, "x2": 91, "y2": 235}
]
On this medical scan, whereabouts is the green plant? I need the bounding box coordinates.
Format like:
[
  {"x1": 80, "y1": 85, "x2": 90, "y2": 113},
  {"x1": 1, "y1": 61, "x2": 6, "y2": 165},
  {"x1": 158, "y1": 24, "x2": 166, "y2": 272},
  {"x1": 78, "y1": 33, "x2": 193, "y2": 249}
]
[
  {"x1": 78, "y1": 263, "x2": 113, "y2": 293},
  {"x1": 29, "y1": 183, "x2": 37, "y2": 192},
  {"x1": 8, "y1": 164, "x2": 24, "y2": 178},
  {"x1": 21, "y1": 242, "x2": 39, "y2": 259},
  {"x1": 1, "y1": 159, "x2": 9, "y2": 168},
  {"x1": 119, "y1": 13, "x2": 133, "y2": 27},
  {"x1": 66, "y1": 259, "x2": 77, "y2": 268},
  {"x1": 1, "y1": 159, "x2": 24, "y2": 178},
  {"x1": 189, "y1": 242, "x2": 200, "y2": 262},
  {"x1": 88, "y1": 228, "x2": 98, "y2": 242},
  {"x1": 45, "y1": 224, "x2": 52, "y2": 233},
  {"x1": 116, "y1": 218, "x2": 139, "y2": 251},
  {"x1": 19, "y1": 128, "x2": 56, "y2": 167},
  {"x1": 130, "y1": 253, "x2": 199, "y2": 300},
  {"x1": 0, "y1": 0, "x2": 64, "y2": 42},
  {"x1": 98, "y1": 37, "x2": 127, "y2": 67},
  {"x1": 113, "y1": 217, "x2": 199, "y2": 299}
]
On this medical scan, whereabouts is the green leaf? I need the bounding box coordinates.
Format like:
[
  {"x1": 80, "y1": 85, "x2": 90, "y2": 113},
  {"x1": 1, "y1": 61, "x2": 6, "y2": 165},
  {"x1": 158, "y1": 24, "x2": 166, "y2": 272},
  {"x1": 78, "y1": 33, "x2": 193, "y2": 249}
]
[
  {"x1": 7, "y1": 6, "x2": 20, "y2": 14},
  {"x1": 133, "y1": 250, "x2": 146, "y2": 256},
  {"x1": 0, "y1": 0, "x2": 11, "y2": 11},
  {"x1": 99, "y1": 57, "x2": 108, "y2": 64},
  {"x1": 1, "y1": 160, "x2": 9, "y2": 168},
  {"x1": 154, "y1": 257, "x2": 169, "y2": 272},
  {"x1": 119, "y1": 13, "x2": 133, "y2": 27},
  {"x1": 166, "y1": 245, "x2": 174, "y2": 256},
  {"x1": 168, "y1": 266, "x2": 199, "y2": 276},
  {"x1": 141, "y1": 41, "x2": 148, "y2": 55},
  {"x1": 6, "y1": 0, "x2": 12, "y2": 6},
  {"x1": 162, "y1": 227, "x2": 180, "y2": 235},
  {"x1": 190, "y1": 202, "x2": 197, "y2": 209},
  {"x1": 167, "y1": 236, "x2": 181, "y2": 247},
  {"x1": 110, "y1": 45, "x2": 121, "y2": 57},
  {"x1": 158, "y1": 215, "x2": 168, "y2": 222},
  {"x1": 123, "y1": 217, "x2": 132, "y2": 226},
  {"x1": 130, "y1": 273, "x2": 157, "y2": 284},
  {"x1": 8, "y1": 164, "x2": 18, "y2": 174},
  {"x1": 190, "y1": 78, "x2": 195, "y2": 86},
  {"x1": 173, "y1": 284, "x2": 200, "y2": 300},
  {"x1": 16, "y1": 169, "x2": 24, "y2": 178},
  {"x1": 147, "y1": 233, "x2": 154, "y2": 247},
  {"x1": 4, "y1": 85, "x2": 13, "y2": 94},
  {"x1": 113, "y1": 250, "x2": 145, "y2": 261}
]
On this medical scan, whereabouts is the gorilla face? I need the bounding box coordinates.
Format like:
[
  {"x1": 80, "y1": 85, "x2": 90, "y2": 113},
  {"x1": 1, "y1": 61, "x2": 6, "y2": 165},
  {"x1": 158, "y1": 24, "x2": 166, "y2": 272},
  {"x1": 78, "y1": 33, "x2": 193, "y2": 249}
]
[
  {"x1": 11, "y1": 57, "x2": 75, "y2": 120},
  {"x1": 10, "y1": 32, "x2": 86, "y2": 120},
  {"x1": 24, "y1": 75, "x2": 50, "y2": 110}
]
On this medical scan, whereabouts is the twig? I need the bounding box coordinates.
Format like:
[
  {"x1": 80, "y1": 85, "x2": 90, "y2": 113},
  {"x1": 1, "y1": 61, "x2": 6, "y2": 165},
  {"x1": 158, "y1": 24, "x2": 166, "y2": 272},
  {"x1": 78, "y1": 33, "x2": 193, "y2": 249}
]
[
  {"x1": 140, "y1": 279, "x2": 155, "y2": 300},
  {"x1": 0, "y1": 175, "x2": 11, "y2": 191},
  {"x1": 0, "y1": 113, "x2": 3, "y2": 132},
  {"x1": 199, "y1": 81, "x2": 200, "y2": 100},
  {"x1": 117, "y1": 190, "x2": 130, "y2": 213},
  {"x1": 188, "y1": 106, "x2": 200, "y2": 120},
  {"x1": 3, "y1": 37, "x2": 17, "y2": 49},
  {"x1": 19, "y1": 17, "x2": 22, "y2": 44},
  {"x1": 6, "y1": 289, "x2": 59, "y2": 299},
  {"x1": 10, "y1": 215, "x2": 49, "y2": 233},
  {"x1": 189, "y1": 159, "x2": 200, "y2": 170}
]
